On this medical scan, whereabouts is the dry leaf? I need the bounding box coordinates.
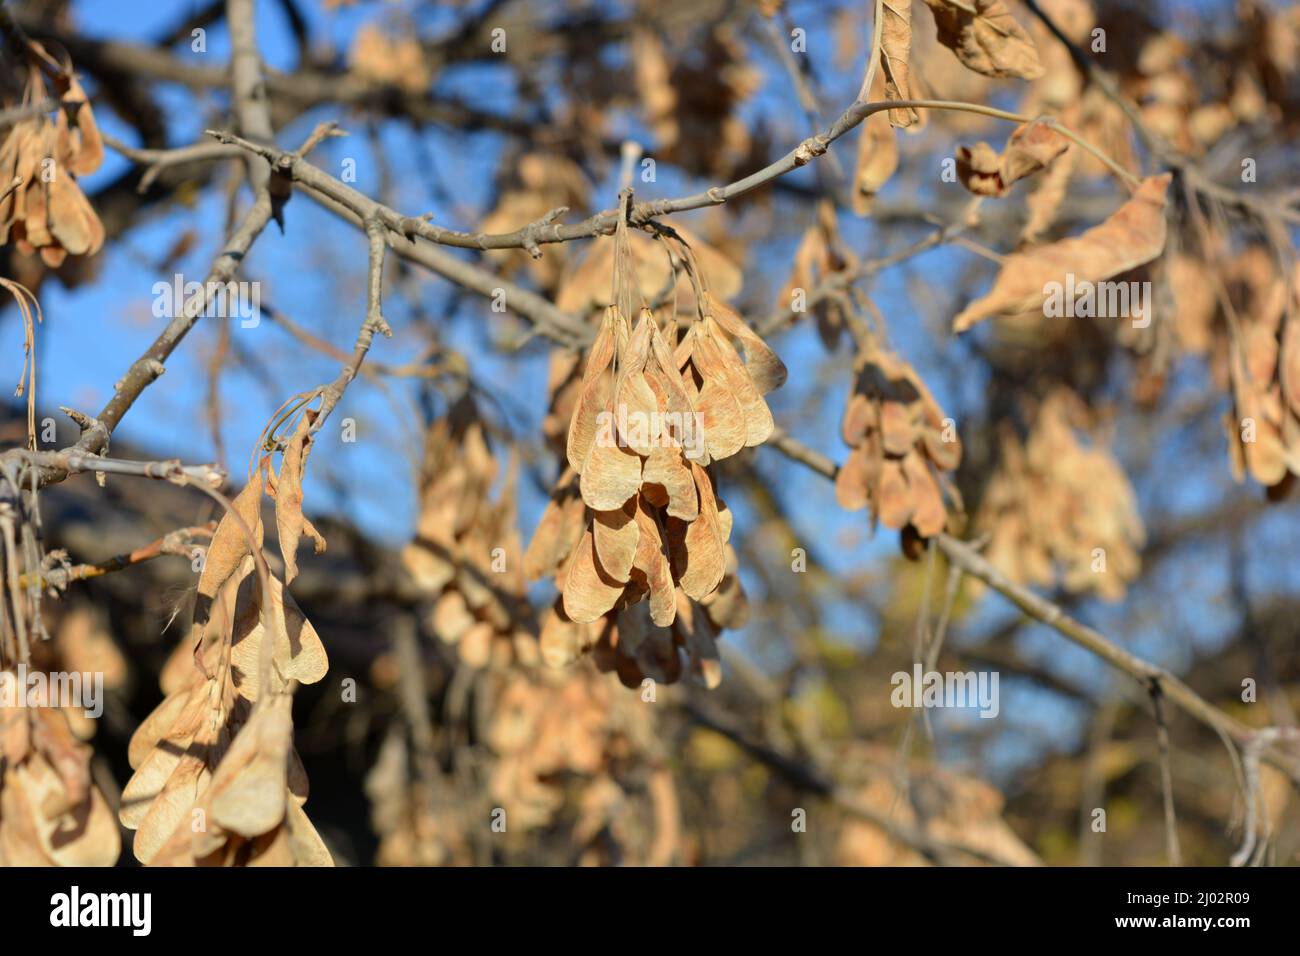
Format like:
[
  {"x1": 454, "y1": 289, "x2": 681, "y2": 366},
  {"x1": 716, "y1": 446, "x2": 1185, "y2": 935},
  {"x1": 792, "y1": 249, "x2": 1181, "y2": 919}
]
[
  {"x1": 956, "y1": 120, "x2": 1069, "y2": 196},
  {"x1": 923, "y1": 0, "x2": 1045, "y2": 80},
  {"x1": 954, "y1": 174, "x2": 1171, "y2": 331},
  {"x1": 882, "y1": 0, "x2": 919, "y2": 127}
]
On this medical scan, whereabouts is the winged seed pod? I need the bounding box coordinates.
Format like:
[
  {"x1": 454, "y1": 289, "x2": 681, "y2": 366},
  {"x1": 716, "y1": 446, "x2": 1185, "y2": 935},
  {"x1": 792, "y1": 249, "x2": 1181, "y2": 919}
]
[
  {"x1": 974, "y1": 389, "x2": 1143, "y2": 602},
  {"x1": 120, "y1": 447, "x2": 331, "y2": 865},
  {"x1": 399, "y1": 394, "x2": 536, "y2": 670},
  {"x1": 0, "y1": 41, "x2": 105, "y2": 271},
  {"x1": 835, "y1": 347, "x2": 961, "y2": 541},
  {"x1": 0, "y1": 704, "x2": 121, "y2": 866}
]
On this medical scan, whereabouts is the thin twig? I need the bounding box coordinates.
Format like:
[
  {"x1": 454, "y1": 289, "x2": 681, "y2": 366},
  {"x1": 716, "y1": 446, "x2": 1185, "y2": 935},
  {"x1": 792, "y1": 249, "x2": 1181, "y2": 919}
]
[{"x1": 1148, "y1": 678, "x2": 1183, "y2": 867}]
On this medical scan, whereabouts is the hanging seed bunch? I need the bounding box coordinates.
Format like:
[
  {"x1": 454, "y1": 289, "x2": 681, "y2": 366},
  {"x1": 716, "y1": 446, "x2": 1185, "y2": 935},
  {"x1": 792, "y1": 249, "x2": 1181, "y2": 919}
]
[
  {"x1": 975, "y1": 389, "x2": 1143, "y2": 602},
  {"x1": 365, "y1": 722, "x2": 472, "y2": 867},
  {"x1": 833, "y1": 744, "x2": 1040, "y2": 867},
  {"x1": 120, "y1": 417, "x2": 332, "y2": 865},
  {"x1": 0, "y1": 40, "x2": 104, "y2": 270},
  {"x1": 27, "y1": 606, "x2": 128, "y2": 741},
  {"x1": 399, "y1": 394, "x2": 536, "y2": 670},
  {"x1": 0, "y1": 704, "x2": 121, "y2": 865},
  {"x1": 525, "y1": 200, "x2": 784, "y2": 686},
  {"x1": 482, "y1": 662, "x2": 678, "y2": 864},
  {"x1": 536, "y1": 555, "x2": 749, "y2": 689},
  {"x1": 835, "y1": 345, "x2": 962, "y2": 545}
]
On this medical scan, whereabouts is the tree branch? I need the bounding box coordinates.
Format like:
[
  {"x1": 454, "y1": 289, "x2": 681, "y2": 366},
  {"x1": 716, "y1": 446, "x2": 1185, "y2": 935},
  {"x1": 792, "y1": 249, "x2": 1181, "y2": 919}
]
[{"x1": 763, "y1": 426, "x2": 1300, "y2": 783}]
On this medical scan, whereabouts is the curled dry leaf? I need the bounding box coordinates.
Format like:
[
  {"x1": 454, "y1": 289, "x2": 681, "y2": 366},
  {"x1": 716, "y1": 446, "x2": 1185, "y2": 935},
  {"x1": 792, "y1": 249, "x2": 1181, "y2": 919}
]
[
  {"x1": 955, "y1": 120, "x2": 1069, "y2": 197},
  {"x1": 922, "y1": 0, "x2": 1045, "y2": 80},
  {"x1": 881, "y1": 0, "x2": 918, "y2": 128},
  {"x1": 954, "y1": 174, "x2": 1171, "y2": 331}
]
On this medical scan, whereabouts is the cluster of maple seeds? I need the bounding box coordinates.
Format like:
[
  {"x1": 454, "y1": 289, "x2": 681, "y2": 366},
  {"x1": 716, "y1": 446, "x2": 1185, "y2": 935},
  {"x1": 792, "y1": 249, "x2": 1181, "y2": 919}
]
[
  {"x1": 0, "y1": 41, "x2": 104, "y2": 271},
  {"x1": 119, "y1": 413, "x2": 333, "y2": 865},
  {"x1": 0, "y1": 592, "x2": 129, "y2": 865},
  {"x1": 526, "y1": 229, "x2": 784, "y2": 688},
  {"x1": 399, "y1": 394, "x2": 536, "y2": 670},
  {"x1": 835, "y1": 346, "x2": 962, "y2": 545},
  {"x1": 975, "y1": 389, "x2": 1144, "y2": 602},
  {"x1": 483, "y1": 664, "x2": 670, "y2": 858},
  {"x1": 0, "y1": 704, "x2": 120, "y2": 865}
]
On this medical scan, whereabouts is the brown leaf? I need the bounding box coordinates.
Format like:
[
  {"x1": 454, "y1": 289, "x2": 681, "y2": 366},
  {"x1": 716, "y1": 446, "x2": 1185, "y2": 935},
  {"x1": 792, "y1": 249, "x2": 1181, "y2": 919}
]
[
  {"x1": 923, "y1": 0, "x2": 1044, "y2": 80},
  {"x1": 642, "y1": 445, "x2": 699, "y2": 521},
  {"x1": 902, "y1": 450, "x2": 946, "y2": 536},
  {"x1": 835, "y1": 445, "x2": 873, "y2": 511},
  {"x1": 882, "y1": 0, "x2": 918, "y2": 127},
  {"x1": 852, "y1": 74, "x2": 898, "y2": 215},
  {"x1": 209, "y1": 694, "x2": 293, "y2": 838},
  {"x1": 956, "y1": 120, "x2": 1069, "y2": 197},
  {"x1": 688, "y1": 327, "x2": 748, "y2": 462},
  {"x1": 229, "y1": 565, "x2": 330, "y2": 699},
  {"x1": 954, "y1": 174, "x2": 1171, "y2": 331},
  {"x1": 579, "y1": 420, "x2": 644, "y2": 510},
  {"x1": 523, "y1": 469, "x2": 586, "y2": 580},
  {"x1": 706, "y1": 317, "x2": 774, "y2": 446},
  {"x1": 878, "y1": 459, "x2": 913, "y2": 528},
  {"x1": 708, "y1": 299, "x2": 788, "y2": 394}
]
